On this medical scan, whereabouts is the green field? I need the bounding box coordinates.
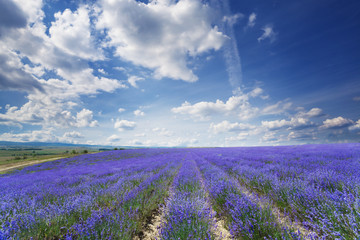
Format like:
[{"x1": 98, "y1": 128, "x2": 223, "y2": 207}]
[{"x1": 0, "y1": 146, "x2": 97, "y2": 168}]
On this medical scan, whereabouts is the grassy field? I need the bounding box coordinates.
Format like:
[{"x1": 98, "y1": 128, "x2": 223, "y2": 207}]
[{"x1": 0, "y1": 146, "x2": 97, "y2": 168}]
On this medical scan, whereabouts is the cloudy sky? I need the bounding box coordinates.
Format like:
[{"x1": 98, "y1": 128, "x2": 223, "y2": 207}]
[{"x1": 0, "y1": 0, "x2": 359, "y2": 147}]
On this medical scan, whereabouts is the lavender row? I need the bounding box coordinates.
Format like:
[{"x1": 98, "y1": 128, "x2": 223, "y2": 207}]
[
  {"x1": 160, "y1": 153, "x2": 215, "y2": 239},
  {"x1": 201, "y1": 144, "x2": 360, "y2": 239},
  {"x1": 194, "y1": 155, "x2": 302, "y2": 239},
  {"x1": 65, "y1": 158, "x2": 179, "y2": 239},
  {"x1": 0, "y1": 149, "x2": 181, "y2": 239}
]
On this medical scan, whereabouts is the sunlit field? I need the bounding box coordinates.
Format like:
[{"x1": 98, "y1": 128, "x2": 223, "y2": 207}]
[{"x1": 1, "y1": 143, "x2": 359, "y2": 239}]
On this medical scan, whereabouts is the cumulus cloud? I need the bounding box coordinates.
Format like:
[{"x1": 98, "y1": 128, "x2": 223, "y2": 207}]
[
  {"x1": 74, "y1": 109, "x2": 98, "y2": 127},
  {"x1": 129, "y1": 137, "x2": 198, "y2": 147},
  {"x1": 225, "y1": 132, "x2": 248, "y2": 142},
  {"x1": 247, "y1": 12, "x2": 256, "y2": 28},
  {"x1": 172, "y1": 91, "x2": 259, "y2": 121},
  {"x1": 63, "y1": 131, "x2": 83, "y2": 138},
  {"x1": 118, "y1": 108, "x2": 126, "y2": 113},
  {"x1": 152, "y1": 127, "x2": 173, "y2": 137},
  {"x1": 258, "y1": 25, "x2": 276, "y2": 42},
  {"x1": 128, "y1": 76, "x2": 144, "y2": 88},
  {"x1": 0, "y1": 104, "x2": 99, "y2": 128},
  {"x1": 223, "y1": 13, "x2": 244, "y2": 26},
  {"x1": 320, "y1": 116, "x2": 353, "y2": 129},
  {"x1": 114, "y1": 119, "x2": 136, "y2": 131},
  {"x1": 0, "y1": 129, "x2": 59, "y2": 142},
  {"x1": 297, "y1": 107, "x2": 324, "y2": 118},
  {"x1": 210, "y1": 120, "x2": 255, "y2": 134},
  {"x1": 0, "y1": 0, "x2": 128, "y2": 129},
  {"x1": 261, "y1": 132, "x2": 278, "y2": 142},
  {"x1": 262, "y1": 100, "x2": 292, "y2": 115},
  {"x1": 262, "y1": 117, "x2": 313, "y2": 130},
  {"x1": 0, "y1": 0, "x2": 27, "y2": 37},
  {"x1": 288, "y1": 131, "x2": 316, "y2": 140},
  {"x1": 12, "y1": 0, "x2": 43, "y2": 23},
  {"x1": 0, "y1": 45, "x2": 43, "y2": 92},
  {"x1": 349, "y1": 120, "x2": 360, "y2": 131},
  {"x1": 107, "y1": 134, "x2": 121, "y2": 143},
  {"x1": 97, "y1": 0, "x2": 227, "y2": 82},
  {"x1": 49, "y1": 6, "x2": 104, "y2": 60},
  {"x1": 134, "y1": 109, "x2": 145, "y2": 117}
]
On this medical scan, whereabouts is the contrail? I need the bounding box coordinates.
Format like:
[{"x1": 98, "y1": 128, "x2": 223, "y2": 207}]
[{"x1": 210, "y1": 0, "x2": 243, "y2": 93}]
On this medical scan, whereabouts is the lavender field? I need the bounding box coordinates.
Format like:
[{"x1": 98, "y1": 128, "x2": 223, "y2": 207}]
[{"x1": 1, "y1": 144, "x2": 360, "y2": 239}]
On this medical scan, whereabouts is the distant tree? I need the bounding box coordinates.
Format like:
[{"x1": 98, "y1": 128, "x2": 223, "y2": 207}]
[
  {"x1": 82, "y1": 150, "x2": 88, "y2": 154},
  {"x1": 114, "y1": 148, "x2": 118, "y2": 150},
  {"x1": 71, "y1": 150, "x2": 77, "y2": 154}
]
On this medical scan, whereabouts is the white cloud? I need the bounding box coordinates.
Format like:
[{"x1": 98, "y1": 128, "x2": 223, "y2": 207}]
[
  {"x1": 107, "y1": 134, "x2": 121, "y2": 143},
  {"x1": 0, "y1": 97, "x2": 99, "y2": 128},
  {"x1": 135, "y1": 133, "x2": 146, "y2": 137},
  {"x1": 152, "y1": 127, "x2": 173, "y2": 137},
  {"x1": 118, "y1": 108, "x2": 126, "y2": 113},
  {"x1": 63, "y1": 131, "x2": 83, "y2": 138},
  {"x1": 248, "y1": 87, "x2": 264, "y2": 98},
  {"x1": 349, "y1": 120, "x2": 360, "y2": 131},
  {"x1": 128, "y1": 137, "x2": 198, "y2": 147},
  {"x1": 223, "y1": 13, "x2": 244, "y2": 26},
  {"x1": 262, "y1": 100, "x2": 292, "y2": 115},
  {"x1": 0, "y1": 2, "x2": 128, "y2": 130},
  {"x1": 0, "y1": 44, "x2": 43, "y2": 92},
  {"x1": 262, "y1": 117, "x2": 313, "y2": 130},
  {"x1": 75, "y1": 109, "x2": 98, "y2": 127},
  {"x1": 128, "y1": 139, "x2": 143, "y2": 146},
  {"x1": 12, "y1": 0, "x2": 43, "y2": 23},
  {"x1": 210, "y1": 120, "x2": 255, "y2": 134},
  {"x1": 98, "y1": 68, "x2": 106, "y2": 74},
  {"x1": 0, "y1": 0, "x2": 27, "y2": 38},
  {"x1": 128, "y1": 76, "x2": 144, "y2": 88},
  {"x1": 261, "y1": 132, "x2": 278, "y2": 142},
  {"x1": 0, "y1": 129, "x2": 59, "y2": 143},
  {"x1": 320, "y1": 116, "x2": 353, "y2": 129},
  {"x1": 97, "y1": 0, "x2": 227, "y2": 82},
  {"x1": 288, "y1": 131, "x2": 316, "y2": 140},
  {"x1": 134, "y1": 109, "x2": 145, "y2": 117},
  {"x1": 258, "y1": 25, "x2": 276, "y2": 43},
  {"x1": 225, "y1": 132, "x2": 248, "y2": 142},
  {"x1": 49, "y1": 6, "x2": 104, "y2": 61},
  {"x1": 114, "y1": 66, "x2": 127, "y2": 72},
  {"x1": 172, "y1": 92, "x2": 259, "y2": 121},
  {"x1": 114, "y1": 119, "x2": 136, "y2": 131},
  {"x1": 298, "y1": 107, "x2": 324, "y2": 118},
  {"x1": 247, "y1": 12, "x2": 256, "y2": 28}
]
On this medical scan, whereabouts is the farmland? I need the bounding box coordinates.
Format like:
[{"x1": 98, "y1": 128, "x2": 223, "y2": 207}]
[{"x1": 1, "y1": 143, "x2": 359, "y2": 239}]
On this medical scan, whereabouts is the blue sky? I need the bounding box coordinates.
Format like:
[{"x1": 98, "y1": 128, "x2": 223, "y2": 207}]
[{"x1": 0, "y1": 0, "x2": 359, "y2": 147}]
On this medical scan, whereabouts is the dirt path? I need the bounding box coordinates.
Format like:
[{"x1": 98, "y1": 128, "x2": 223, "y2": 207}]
[
  {"x1": 139, "y1": 167, "x2": 179, "y2": 240},
  {"x1": 140, "y1": 184, "x2": 175, "y2": 240},
  {"x1": 233, "y1": 180, "x2": 317, "y2": 239},
  {"x1": 211, "y1": 163, "x2": 318, "y2": 239},
  {"x1": 0, "y1": 157, "x2": 64, "y2": 173},
  {"x1": 193, "y1": 159, "x2": 232, "y2": 240}
]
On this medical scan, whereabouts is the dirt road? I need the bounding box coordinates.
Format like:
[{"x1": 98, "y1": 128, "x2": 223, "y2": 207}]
[{"x1": 0, "y1": 157, "x2": 63, "y2": 173}]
